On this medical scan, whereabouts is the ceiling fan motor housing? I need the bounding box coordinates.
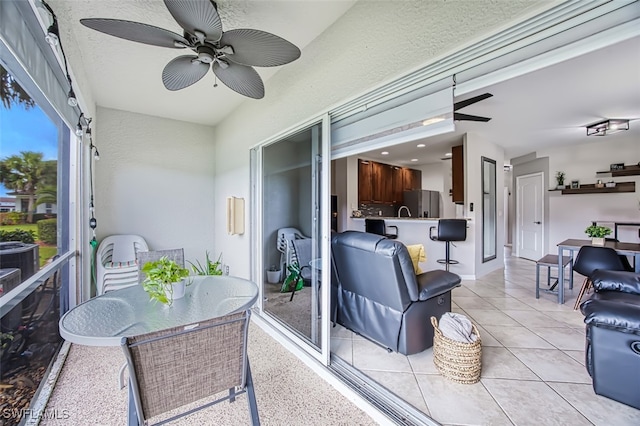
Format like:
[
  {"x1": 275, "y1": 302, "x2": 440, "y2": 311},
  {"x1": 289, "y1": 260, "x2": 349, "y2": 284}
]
[{"x1": 196, "y1": 45, "x2": 216, "y2": 63}]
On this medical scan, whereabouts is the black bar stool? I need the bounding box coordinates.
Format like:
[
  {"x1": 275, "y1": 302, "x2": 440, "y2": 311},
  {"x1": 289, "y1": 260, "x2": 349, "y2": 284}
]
[
  {"x1": 365, "y1": 218, "x2": 398, "y2": 239},
  {"x1": 429, "y1": 219, "x2": 467, "y2": 271}
]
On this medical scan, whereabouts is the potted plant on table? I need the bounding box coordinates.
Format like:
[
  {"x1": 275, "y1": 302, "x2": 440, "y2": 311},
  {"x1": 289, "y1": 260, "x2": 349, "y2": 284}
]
[
  {"x1": 585, "y1": 224, "x2": 612, "y2": 246},
  {"x1": 142, "y1": 256, "x2": 191, "y2": 305}
]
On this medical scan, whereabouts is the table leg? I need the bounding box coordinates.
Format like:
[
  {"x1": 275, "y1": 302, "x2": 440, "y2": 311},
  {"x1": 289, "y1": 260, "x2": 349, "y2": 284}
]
[
  {"x1": 569, "y1": 258, "x2": 574, "y2": 289},
  {"x1": 535, "y1": 264, "x2": 540, "y2": 299},
  {"x1": 557, "y1": 247, "x2": 564, "y2": 304}
]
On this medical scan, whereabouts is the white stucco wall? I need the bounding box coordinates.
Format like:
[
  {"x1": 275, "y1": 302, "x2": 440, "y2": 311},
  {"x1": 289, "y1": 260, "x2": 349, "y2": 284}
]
[
  {"x1": 212, "y1": 1, "x2": 549, "y2": 277},
  {"x1": 93, "y1": 107, "x2": 217, "y2": 265}
]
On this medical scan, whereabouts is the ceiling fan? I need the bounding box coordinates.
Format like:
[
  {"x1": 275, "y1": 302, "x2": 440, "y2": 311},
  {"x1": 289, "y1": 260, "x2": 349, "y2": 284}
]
[
  {"x1": 80, "y1": 0, "x2": 301, "y2": 99},
  {"x1": 454, "y1": 93, "x2": 493, "y2": 122}
]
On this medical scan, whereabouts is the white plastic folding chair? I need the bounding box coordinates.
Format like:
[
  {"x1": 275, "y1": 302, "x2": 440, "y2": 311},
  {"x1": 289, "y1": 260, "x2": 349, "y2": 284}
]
[
  {"x1": 276, "y1": 227, "x2": 309, "y2": 273},
  {"x1": 96, "y1": 235, "x2": 148, "y2": 295}
]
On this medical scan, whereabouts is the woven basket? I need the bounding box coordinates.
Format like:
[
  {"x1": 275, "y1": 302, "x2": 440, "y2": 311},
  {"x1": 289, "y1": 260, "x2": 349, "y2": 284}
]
[{"x1": 431, "y1": 316, "x2": 482, "y2": 384}]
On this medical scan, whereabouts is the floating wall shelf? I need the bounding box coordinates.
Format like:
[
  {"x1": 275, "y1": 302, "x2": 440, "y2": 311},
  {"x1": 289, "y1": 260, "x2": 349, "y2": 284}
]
[
  {"x1": 560, "y1": 181, "x2": 635, "y2": 195},
  {"x1": 596, "y1": 164, "x2": 640, "y2": 177}
]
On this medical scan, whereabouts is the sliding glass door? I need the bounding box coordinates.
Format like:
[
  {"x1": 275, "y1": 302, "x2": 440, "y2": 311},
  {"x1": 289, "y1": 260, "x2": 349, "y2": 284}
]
[{"x1": 256, "y1": 119, "x2": 329, "y2": 356}]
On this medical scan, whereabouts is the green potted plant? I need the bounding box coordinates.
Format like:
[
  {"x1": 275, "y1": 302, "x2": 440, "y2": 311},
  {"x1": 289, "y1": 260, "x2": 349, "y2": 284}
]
[
  {"x1": 188, "y1": 251, "x2": 223, "y2": 275},
  {"x1": 585, "y1": 224, "x2": 611, "y2": 246},
  {"x1": 555, "y1": 171, "x2": 566, "y2": 189},
  {"x1": 141, "y1": 256, "x2": 191, "y2": 305}
]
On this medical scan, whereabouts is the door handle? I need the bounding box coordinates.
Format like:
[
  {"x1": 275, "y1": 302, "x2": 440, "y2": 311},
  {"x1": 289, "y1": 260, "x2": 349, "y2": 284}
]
[{"x1": 534, "y1": 221, "x2": 541, "y2": 225}]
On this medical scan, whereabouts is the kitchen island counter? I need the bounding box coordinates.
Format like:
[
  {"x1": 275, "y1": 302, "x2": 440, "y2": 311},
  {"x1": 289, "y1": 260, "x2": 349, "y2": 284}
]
[{"x1": 347, "y1": 217, "x2": 474, "y2": 277}]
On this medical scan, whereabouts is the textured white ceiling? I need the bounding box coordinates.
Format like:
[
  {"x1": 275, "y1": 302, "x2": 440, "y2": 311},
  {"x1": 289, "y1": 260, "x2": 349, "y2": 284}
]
[
  {"x1": 45, "y1": 1, "x2": 639, "y2": 163},
  {"x1": 48, "y1": 0, "x2": 356, "y2": 126}
]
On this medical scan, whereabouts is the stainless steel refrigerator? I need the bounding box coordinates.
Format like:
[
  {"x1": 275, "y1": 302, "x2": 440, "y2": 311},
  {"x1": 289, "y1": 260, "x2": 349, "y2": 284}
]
[{"x1": 402, "y1": 190, "x2": 440, "y2": 218}]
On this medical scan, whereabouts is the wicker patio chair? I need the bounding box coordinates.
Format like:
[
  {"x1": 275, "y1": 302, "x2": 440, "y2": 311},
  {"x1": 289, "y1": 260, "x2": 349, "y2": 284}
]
[{"x1": 121, "y1": 310, "x2": 259, "y2": 425}]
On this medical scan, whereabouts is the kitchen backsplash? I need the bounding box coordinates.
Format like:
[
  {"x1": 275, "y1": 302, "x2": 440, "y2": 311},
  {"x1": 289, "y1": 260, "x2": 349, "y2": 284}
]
[{"x1": 359, "y1": 204, "x2": 396, "y2": 217}]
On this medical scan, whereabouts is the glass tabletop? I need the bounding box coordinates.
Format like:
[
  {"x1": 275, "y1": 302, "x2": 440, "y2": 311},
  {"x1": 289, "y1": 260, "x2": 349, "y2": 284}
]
[{"x1": 59, "y1": 275, "x2": 258, "y2": 346}]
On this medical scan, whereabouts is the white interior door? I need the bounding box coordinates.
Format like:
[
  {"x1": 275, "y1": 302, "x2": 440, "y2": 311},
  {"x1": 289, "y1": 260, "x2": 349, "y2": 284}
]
[{"x1": 516, "y1": 172, "x2": 544, "y2": 260}]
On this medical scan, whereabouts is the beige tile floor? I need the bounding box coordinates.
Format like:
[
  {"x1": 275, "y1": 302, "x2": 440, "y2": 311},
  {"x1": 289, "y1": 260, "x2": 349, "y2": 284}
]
[{"x1": 331, "y1": 251, "x2": 640, "y2": 425}]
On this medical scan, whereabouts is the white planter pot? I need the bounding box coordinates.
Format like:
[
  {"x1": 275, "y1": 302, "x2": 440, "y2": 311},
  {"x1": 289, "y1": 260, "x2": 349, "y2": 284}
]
[
  {"x1": 591, "y1": 237, "x2": 605, "y2": 246},
  {"x1": 266, "y1": 269, "x2": 281, "y2": 284},
  {"x1": 165, "y1": 279, "x2": 186, "y2": 301}
]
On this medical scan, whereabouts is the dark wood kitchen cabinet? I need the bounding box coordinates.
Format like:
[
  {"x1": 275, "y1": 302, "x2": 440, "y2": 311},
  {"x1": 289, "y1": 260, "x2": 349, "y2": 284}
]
[
  {"x1": 359, "y1": 159, "x2": 421, "y2": 205},
  {"x1": 358, "y1": 159, "x2": 373, "y2": 204},
  {"x1": 391, "y1": 166, "x2": 405, "y2": 204},
  {"x1": 452, "y1": 145, "x2": 464, "y2": 204},
  {"x1": 402, "y1": 168, "x2": 422, "y2": 191}
]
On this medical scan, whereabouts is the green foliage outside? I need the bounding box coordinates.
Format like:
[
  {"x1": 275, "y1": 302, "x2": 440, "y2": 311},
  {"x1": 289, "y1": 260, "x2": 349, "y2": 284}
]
[
  {"x1": 0, "y1": 63, "x2": 34, "y2": 109},
  {"x1": 0, "y1": 212, "x2": 26, "y2": 225},
  {"x1": 0, "y1": 229, "x2": 35, "y2": 243},
  {"x1": 37, "y1": 219, "x2": 56, "y2": 244},
  {"x1": 38, "y1": 246, "x2": 57, "y2": 267},
  {"x1": 0, "y1": 151, "x2": 57, "y2": 224}
]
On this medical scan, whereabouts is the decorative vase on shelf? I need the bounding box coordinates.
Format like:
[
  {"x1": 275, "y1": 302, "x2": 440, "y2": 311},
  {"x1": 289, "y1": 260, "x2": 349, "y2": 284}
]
[{"x1": 591, "y1": 237, "x2": 605, "y2": 246}]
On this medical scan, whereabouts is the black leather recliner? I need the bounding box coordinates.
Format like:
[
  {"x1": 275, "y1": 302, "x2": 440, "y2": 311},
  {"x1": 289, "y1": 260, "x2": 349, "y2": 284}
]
[
  {"x1": 580, "y1": 269, "x2": 640, "y2": 410},
  {"x1": 331, "y1": 231, "x2": 461, "y2": 355}
]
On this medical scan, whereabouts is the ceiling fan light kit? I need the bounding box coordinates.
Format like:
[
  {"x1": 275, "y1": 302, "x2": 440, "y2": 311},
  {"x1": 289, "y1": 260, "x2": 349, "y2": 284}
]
[
  {"x1": 80, "y1": 0, "x2": 301, "y2": 99},
  {"x1": 586, "y1": 119, "x2": 629, "y2": 136}
]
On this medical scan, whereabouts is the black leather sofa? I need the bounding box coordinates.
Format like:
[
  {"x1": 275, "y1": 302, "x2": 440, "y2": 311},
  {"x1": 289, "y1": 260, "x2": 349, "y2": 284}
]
[
  {"x1": 331, "y1": 231, "x2": 461, "y2": 355},
  {"x1": 580, "y1": 269, "x2": 640, "y2": 410}
]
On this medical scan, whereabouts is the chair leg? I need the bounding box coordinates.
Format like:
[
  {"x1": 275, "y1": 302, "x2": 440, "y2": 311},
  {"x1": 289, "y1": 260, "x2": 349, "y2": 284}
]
[
  {"x1": 245, "y1": 362, "x2": 260, "y2": 426},
  {"x1": 573, "y1": 277, "x2": 591, "y2": 310}
]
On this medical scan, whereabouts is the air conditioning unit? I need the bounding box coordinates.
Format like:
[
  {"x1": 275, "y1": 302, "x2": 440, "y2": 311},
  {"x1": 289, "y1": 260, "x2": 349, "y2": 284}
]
[{"x1": 0, "y1": 242, "x2": 39, "y2": 280}]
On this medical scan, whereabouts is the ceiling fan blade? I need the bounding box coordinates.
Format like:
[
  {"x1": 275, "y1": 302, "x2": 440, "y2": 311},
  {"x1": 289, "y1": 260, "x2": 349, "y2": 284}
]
[
  {"x1": 213, "y1": 62, "x2": 264, "y2": 99},
  {"x1": 80, "y1": 18, "x2": 188, "y2": 48},
  {"x1": 162, "y1": 55, "x2": 210, "y2": 91},
  {"x1": 220, "y1": 29, "x2": 301, "y2": 67},
  {"x1": 164, "y1": 0, "x2": 223, "y2": 42},
  {"x1": 454, "y1": 112, "x2": 492, "y2": 122},
  {"x1": 453, "y1": 92, "x2": 493, "y2": 111}
]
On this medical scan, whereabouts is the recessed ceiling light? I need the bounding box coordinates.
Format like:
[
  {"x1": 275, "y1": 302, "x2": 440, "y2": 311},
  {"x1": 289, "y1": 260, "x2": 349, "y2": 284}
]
[
  {"x1": 445, "y1": 152, "x2": 452, "y2": 157},
  {"x1": 411, "y1": 158, "x2": 418, "y2": 162},
  {"x1": 381, "y1": 151, "x2": 389, "y2": 155},
  {"x1": 417, "y1": 144, "x2": 425, "y2": 148}
]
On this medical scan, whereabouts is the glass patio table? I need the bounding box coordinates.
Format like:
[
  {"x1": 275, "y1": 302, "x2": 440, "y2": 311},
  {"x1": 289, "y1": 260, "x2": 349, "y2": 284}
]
[
  {"x1": 59, "y1": 275, "x2": 258, "y2": 346},
  {"x1": 59, "y1": 275, "x2": 258, "y2": 424}
]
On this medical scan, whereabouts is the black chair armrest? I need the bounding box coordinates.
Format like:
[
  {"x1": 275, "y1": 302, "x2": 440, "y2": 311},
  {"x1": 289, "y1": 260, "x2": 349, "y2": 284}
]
[
  {"x1": 581, "y1": 295, "x2": 640, "y2": 334},
  {"x1": 416, "y1": 270, "x2": 461, "y2": 301},
  {"x1": 387, "y1": 225, "x2": 398, "y2": 237},
  {"x1": 591, "y1": 270, "x2": 640, "y2": 296}
]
